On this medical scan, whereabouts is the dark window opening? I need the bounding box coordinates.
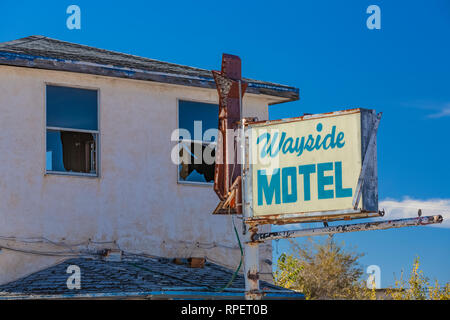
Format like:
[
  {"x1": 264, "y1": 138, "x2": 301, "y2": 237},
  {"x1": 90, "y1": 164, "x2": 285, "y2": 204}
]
[
  {"x1": 179, "y1": 142, "x2": 215, "y2": 183},
  {"x1": 47, "y1": 130, "x2": 96, "y2": 174},
  {"x1": 178, "y1": 100, "x2": 218, "y2": 184}
]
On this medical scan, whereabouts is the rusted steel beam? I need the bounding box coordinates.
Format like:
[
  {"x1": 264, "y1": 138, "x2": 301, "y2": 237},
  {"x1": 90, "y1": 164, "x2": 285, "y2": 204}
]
[
  {"x1": 212, "y1": 54, "x2": 247, "y2": 214},
  {"x1": 252, "y1": 215, "x2": 444, "y2": 242},
  {"x1": 245, "y1": 210, "x2": 383, "y2": 227},
  {"x1": 246, "y1": 108, "x2": 361, "y2": 127}
]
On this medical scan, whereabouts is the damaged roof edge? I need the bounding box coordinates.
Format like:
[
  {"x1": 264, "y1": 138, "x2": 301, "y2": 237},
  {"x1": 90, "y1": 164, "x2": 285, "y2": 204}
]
[
  {"x1": 0, "y1": 50, "x2": 299, "y2": 103},
  {"x1": 0, "y1": 289, "x2": 305, "y2": 300}
]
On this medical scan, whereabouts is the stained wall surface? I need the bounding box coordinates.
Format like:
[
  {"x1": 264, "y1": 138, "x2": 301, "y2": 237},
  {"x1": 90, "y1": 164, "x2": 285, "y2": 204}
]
[{"x1": 0, "y1": 65, "x2": 274, "y2": 285}]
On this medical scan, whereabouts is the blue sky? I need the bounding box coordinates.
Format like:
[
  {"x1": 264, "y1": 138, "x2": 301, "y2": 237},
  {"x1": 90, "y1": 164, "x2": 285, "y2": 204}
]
[{"x1": 1, "y1": 0, "x2": 449, "y2": 287}]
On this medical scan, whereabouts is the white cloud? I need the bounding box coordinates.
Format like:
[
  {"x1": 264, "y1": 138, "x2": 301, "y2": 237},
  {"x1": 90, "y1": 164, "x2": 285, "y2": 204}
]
[
  {"x1": 400, "y1": 101, "x2": 450, "y2": 119},
  {"x1": 427, "y1": 108, "x2": 450, "y2": 119},
  {"x1": 380, "y1": 197, "x2": 450, "y2": 228},
  {"x1": 427, "y1": 103, "x2": 450, "y2": 118},
  {"x1": 271, "y1": 197, "x2": 450, "y2": 232}
]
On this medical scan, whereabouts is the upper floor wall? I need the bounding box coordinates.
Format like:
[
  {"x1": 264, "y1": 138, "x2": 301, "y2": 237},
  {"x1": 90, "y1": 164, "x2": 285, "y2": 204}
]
[{"x1": 0, "y1": 65, "x2": 273, "y2": 284}]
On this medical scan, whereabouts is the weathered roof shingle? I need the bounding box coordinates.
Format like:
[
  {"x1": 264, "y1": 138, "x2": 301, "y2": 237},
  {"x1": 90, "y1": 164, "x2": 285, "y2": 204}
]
[
  {"x1": 0, "y1": 36, "x2": 299, "y2": 103},
  {"x1": 0, "y1": 254, "x2": 303, "y2": 299}
]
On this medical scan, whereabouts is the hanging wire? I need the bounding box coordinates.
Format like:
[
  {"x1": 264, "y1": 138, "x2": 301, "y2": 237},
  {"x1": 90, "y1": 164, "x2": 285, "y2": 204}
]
[
  {"x1": 0, "y1": 236, "x2": 118, "y2": 257},
  {"x1": 216, "y1": 214, "x2": 243, "y2": 292},
  {"x1": 0, "y1": 245, "x2": 99, "y2": 258},
  {"x1": 212, "y1": 119, "x2": 245, "y2": 291}
]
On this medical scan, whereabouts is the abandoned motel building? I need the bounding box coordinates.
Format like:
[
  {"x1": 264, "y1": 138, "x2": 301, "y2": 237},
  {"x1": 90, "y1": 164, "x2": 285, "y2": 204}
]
[{"x1": 0, "y1": 36, "x2": 303, "y2": 299}]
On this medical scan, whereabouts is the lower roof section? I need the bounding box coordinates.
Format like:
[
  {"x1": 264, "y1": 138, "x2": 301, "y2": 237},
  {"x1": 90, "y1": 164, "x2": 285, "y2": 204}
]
[{"x1": 0, "y1": 253, "x2": 304, "y2": 300}]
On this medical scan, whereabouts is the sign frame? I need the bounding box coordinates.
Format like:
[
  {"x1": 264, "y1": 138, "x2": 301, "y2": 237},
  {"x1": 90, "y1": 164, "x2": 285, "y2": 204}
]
[{"x1": 244, "y1": 108, "x2": 381, "y2": 226}]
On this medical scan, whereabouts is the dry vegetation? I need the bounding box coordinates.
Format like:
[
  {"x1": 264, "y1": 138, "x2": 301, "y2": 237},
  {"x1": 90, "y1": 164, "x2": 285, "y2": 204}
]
[{"x1": 274, "y1": 238, "x2": 449, "y2": 300}]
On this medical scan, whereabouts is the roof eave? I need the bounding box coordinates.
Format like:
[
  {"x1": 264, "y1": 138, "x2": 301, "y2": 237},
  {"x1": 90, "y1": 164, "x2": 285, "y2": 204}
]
[{"x1": 0, "y1": 51, "x2": 299, "y2": 103}]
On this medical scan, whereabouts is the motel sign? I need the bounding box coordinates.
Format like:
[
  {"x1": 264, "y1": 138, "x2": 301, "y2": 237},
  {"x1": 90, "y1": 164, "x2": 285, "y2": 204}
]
[
  {"x1": 210, "y1": 54, "x2": 443, "y2": 300},
  {"x1": 246, "y1": 108, "x2": 380, "y2": 224}
]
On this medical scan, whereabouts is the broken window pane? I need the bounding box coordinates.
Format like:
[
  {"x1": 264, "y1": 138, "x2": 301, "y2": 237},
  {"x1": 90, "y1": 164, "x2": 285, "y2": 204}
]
[
  {"x1": 46, "y1": 130, "x2": 97, "y2": 174},
  {"x1": 178, "y1": 100, "x2": 218, "y2": 183},
  {"x1": 179, "y1": 141, "x2": 215, "y2": 183}
]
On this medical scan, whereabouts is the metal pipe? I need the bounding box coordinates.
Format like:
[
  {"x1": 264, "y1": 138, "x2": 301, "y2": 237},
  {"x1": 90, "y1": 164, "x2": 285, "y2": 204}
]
[
  {"x1": 239, "y1": 80, "x2": 245, "y2": 201},
  {"x1": 252, "y1": 215, "x2": 443, "y2": 242},
  {"x1": 243, "y1": 238, "x2": 261, "y2": 299},
  {"x1": 240, "y1": 80, "x2": 261, "y2": 300}
]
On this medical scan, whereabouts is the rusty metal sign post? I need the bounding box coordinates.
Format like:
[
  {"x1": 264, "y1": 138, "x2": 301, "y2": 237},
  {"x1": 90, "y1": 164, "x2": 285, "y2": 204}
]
[
  {"x1": 211, "y1": 54, "x2": 444, "y2": 300},
  {"x1": 212, "y1": 54, "x2": 247, "y2": 215},
  {"x1": 211, "y1": 54, "x2": 261, "y2": 299}
]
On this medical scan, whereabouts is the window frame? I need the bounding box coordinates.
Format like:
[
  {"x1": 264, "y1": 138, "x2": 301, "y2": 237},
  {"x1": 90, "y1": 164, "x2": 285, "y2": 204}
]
[
  {"x1": 176, "y1": 98, "x2": 218, "y2": 187},
  {"x1": 44, "y1": 83, "x2": 100, "y2": 178}
]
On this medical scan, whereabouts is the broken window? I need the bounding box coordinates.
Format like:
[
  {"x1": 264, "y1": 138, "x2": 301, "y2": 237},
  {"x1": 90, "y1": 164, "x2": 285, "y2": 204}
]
[
  {"x1": 178, "y1": 100, "x2": 218, "y2": 184},
  {"x1": 46, "y1": 85, "x2": 98, "y2": 176}
]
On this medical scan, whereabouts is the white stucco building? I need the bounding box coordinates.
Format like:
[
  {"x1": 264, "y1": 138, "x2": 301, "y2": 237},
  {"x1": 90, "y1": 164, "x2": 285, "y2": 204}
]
[{"x1": 0, "y1": 36, "x2": 299, "y2": 288}]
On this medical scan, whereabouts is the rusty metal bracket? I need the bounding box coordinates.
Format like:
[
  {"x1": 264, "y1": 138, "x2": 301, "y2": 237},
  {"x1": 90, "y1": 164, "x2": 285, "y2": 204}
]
[
  {"x1": 212, "y1": 176, "x2": 241, "y2": 214},
  {"x1": 252, "y1": 215, "x2": 443, "y2": 242}
]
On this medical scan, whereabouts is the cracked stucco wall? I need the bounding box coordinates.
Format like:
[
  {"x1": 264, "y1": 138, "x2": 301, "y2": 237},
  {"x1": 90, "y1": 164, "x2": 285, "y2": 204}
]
[{"x1": 0, "y1": 65, "x2": 274, "y2": 285}]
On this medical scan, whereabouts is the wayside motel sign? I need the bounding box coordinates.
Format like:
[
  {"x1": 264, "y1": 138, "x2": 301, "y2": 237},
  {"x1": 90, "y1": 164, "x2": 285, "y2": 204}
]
[{"x1": 246, "y1": 108, "x2": 381, "y2": 225}]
